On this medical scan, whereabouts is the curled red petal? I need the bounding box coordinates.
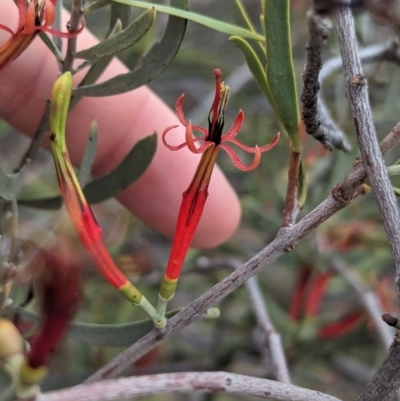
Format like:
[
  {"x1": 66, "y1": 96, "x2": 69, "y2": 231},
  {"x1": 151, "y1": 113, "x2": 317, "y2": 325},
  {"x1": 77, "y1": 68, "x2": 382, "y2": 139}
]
[
  {"x1": 43, "y1": 17, "x2": 86, "y2": 38},
  {"x1": 162, "y1": 125, "x2": 184, "y2": 150},
  {"x1": 0, "y1": 24, "x2": 16, "y2": 37},
  {"x1": 185, "y1": 121, "x2": 208, "y2": 154},
  {"x1": 21, "y1": 3, "x2": 36, "y2": 34},
  {"x1": 220, "y1": 144, "x2": 261, "y2": 171},
  {"x1": 222, "y1": 131, "x2": 280, "y2": 154},
  {"x1": 258, "y1": 132, "x2": 280, "y2": 152},
  {"x1": 223, "y1": 110, "x2": 244, "y2": 139},
  {"x1": 17, "y1": 0, "x2": 27, "y2": 31},
  {"x1": 162, "y1": 124, "x2": 207, "y2": 152},
  {"x1": 175, "y1": 94, "x2": 188, "y2": 126},
  {"x1": 42, "y1": 0, "x2": 56, "y2": 29},
  {"x1": 161, "y1": 125, "x2": 204, "y2": 151}
]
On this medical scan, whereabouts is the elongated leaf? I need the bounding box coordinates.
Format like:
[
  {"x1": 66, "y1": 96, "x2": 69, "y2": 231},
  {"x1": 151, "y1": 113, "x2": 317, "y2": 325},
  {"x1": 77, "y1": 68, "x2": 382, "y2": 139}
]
[
  {"x1": 18, "y1": 133, "x2": 157, "y2": 209},
  {"x1": 78, "y1": 121, "x2": 98, "y2": 186},
  {"x1": 112, "y1": 0, "x2": 264, "y2": 41},
  {"x1": 230, "y1": 36, "x2": 273, "y2": 105},
  {"x1": 264, "y1": 0, "x2": 300, "y2": 151},
  {"x1": 84, "y1": 132, "x2": 157, "y2": 204},
  {"x1": 73, "y1": 0, "x2": 188, "y2": 97},
  {"x1": 39, "y1": 32, "x2": 63, "y2": 61},
  {"x1": 75, "y1": 8, "x2": 155, "y2": 61},
  {"x1": 70, "y1": 20, "x2": 123, "y2": 108},
  {"x1": 387, "y1": 165, "x2": 400, "y2": 176},
  {"x1": 16, "y1": 307, "x2": 181, "y2": 347}
]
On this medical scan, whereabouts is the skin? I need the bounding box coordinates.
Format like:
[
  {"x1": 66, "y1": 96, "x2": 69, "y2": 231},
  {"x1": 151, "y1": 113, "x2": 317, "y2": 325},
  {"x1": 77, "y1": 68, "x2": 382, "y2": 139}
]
[{"x1": 0, "y1": 0, "x2": 241, "y2": 248}]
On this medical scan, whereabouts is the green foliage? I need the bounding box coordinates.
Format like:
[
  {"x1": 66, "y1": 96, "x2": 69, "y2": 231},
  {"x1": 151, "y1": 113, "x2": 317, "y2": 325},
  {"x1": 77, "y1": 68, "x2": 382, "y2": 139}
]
[
  {"x1": 19, "y1": 133, "x2": 157, "y2": 209},
  {"x1": 73, "y1": 0, "x2": 188, "y2": 97}
]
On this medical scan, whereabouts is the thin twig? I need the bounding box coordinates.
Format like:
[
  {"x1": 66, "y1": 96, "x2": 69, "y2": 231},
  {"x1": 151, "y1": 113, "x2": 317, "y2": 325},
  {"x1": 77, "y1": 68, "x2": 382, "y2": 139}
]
[
  {"x1": 63, "y1": 0, "x2": 85, "y2": 72},
  {"x1": 306, "y1": 36, "x2": 400, "y2": 153},
  {"x1": 335, "y1": 7, "x2": 400, "y2": 301},
  {"x1": 245, "y1": 276, "x2": 290, "y2": 383},
  {"x1": 38, "y1": 372, "x2": 342, "y2": 401},
  {"x1": 195, "y1": 257, "x2": 290, "y2": 383},
  {"x1": 301, "y1": 9, "x2": 350, "y2": 151},
  {"x1": 330, "y1": 258, "x2": 393, "y2": 349},
  {"x1": 83, "y1": 123, "x2": 400, "y2": 383}
]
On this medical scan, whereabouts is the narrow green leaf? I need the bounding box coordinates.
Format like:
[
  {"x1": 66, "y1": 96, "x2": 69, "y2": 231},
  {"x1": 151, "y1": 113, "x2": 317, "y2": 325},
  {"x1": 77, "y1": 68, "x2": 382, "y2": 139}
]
[
  {"x1": 112, "y1": 0, "x2": 264, "y2": 41},
  {"x1": 387, "y1": 165, "x2": 400, "y2": 176},
  {"x1": 263, "y1": 0, "x2": 300, "y2": 151},
  {"x1": 78, "y1": 121, "x2": 98, "y2": 186},
  {"x1": 75, "y1": 8, "x2": 155, "y2": 61},
  {"x1": 229, "y1": 36, "x2": 273, "y2": 105},
  {"x1": 84, "y1": 133, "x2": 157, "y2": 203},
  {"x1": 233, "y1": 0, "x2": 255, "y2": 33},
  {"x1": 73, "y1": 0, "x2": 187, "y2": 97},
  {"x1": 70, "y1": 20, "x2": 122, "y2": 108},
  {"x1": 39, "y1": 32, "x2": 63, "y2": 61},
  {"x1": 18, "y1": 195, "x2": 62, "y2": 210},
  {"x1": 393, "y1": 186, "x2": 400, "y2": 197},
  {"x1": 18, "y1": 133, "x2": 157, "y2": 209},
  {"x1": 16, "y1": 307, "x2": 181, "y2": 347}
]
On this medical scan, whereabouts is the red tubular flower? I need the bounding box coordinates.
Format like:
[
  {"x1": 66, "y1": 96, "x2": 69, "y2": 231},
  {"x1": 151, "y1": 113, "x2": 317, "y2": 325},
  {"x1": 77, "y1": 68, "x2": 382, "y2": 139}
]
[
  {"x1": 317, "y1": 311, "x2": 364, "y2": 340},
  {"x1": 0, "y1": 0, "x2": 85, "y2": 71},
  {"x1": 163, "y1": 69, "x2": 280, "y2": 171},
  {"x1": 304, "y1": 271, "x2": 332, "y2": 317},
  {"x1": 289, "y1": 264, "x2": 313, "y2": 321},
  {"x1": 159, "y1": 69, "x2": 280, "y2": 300},
  {"x1": 19, "y1": 249, "x2": 80, "y2": 384}
]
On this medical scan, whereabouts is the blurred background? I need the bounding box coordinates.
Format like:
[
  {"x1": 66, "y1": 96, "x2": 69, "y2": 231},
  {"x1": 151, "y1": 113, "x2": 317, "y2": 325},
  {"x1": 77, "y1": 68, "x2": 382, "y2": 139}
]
[{"x1": 2, "y1": 0, "x2": 400, "y2": 399}]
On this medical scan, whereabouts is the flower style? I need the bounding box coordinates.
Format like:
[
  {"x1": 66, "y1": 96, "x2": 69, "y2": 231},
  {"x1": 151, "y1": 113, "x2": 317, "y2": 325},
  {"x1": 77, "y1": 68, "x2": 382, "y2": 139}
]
[
  {"x1": 0, "y1": 0, "x2": 84, "y2": 71},
  {"x1": 163, "y1": 68, "x2": 280, "y2": 171},
  {"x1": 157, "y1": 69, "x2": 279, "y2": 310}
]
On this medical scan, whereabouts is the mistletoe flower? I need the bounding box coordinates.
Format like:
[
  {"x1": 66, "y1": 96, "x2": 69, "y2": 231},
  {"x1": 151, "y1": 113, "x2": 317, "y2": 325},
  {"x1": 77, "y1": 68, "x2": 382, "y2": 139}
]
[
  {"x1": 163, "y1": 68, "x2": 280, "y2": 171},
  {"x1": 49, "y1": 73, "x2": 158, "y2": 323},
  {"x1": 155, "y1": 69, "x2": 279, "y2": 325},
  {"x1": 0, "y1": 0, "x2": 84, "y2": 71}
]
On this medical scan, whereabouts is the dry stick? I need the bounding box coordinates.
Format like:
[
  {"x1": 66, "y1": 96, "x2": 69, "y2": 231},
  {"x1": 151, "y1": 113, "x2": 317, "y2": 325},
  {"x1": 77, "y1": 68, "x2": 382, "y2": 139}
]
[
  {"x1": 195, "y1": 257, "x2": 290, "y2": 383},
  {"x1": 63, "y1": 0, "x2": 85, "y2": 72},
  {"x1": 318, "y1": 41, "x2": 400, "y2": 128},
  {"x1": 245, "y1": 276, "x2": 290, "y2": 383},
  {"x1": 316, "y1": 40, "x2": 397, "y2": 158},
  {"x1": 83, "y1": 123, "x2": 400, "y2": 384},
  {"x1": 335, "y1": 7, "x2": 400, "y2": 300},
  {"x1": 301, "y1": 9, "x2": 350, "y2": 152},
  {"x1": 331, "y1": 258, "x2": 393, "y2": 349},
  {"x1": 335, "y1": 7, "x2": 400, "y2": 401},
  {"x1": 38, "y1": 372, "x2": 342, "y2": 401}
]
